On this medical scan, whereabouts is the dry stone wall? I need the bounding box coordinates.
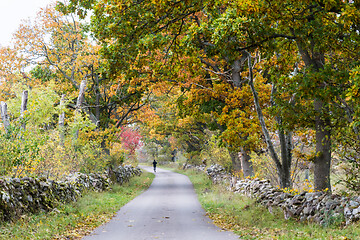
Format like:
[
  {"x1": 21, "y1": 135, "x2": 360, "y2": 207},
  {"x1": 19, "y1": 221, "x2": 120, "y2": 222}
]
[
  {"x1": 206, "y1": 164, "x2": 232, "y2": 184},
  {"x1": 204, "y1": 164, "x2": 360, "y2": 225},
  {"x1": 0, "y1": 165, "x2": 142, "y2": 222}
]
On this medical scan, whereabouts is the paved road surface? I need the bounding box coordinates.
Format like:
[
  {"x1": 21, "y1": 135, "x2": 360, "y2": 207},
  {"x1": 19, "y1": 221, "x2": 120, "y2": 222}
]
[{"x1": 83, "y1": 166, "x2": 239, "y2": 240}]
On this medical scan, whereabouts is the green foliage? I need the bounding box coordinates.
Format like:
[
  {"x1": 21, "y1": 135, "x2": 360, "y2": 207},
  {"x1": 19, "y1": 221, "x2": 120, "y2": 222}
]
[
  {"x1": 33, "y1": 131, "x2": 108, "y2": 178},
  {"x1": 68, "y1": 113, "x2": 97, "y2": 139},
  {"x1": 336, "y1": 157, "x2": 360, "y2": 195},
  {"x1": 7, "y1": 83, "x2": 59, "y2": 127},
  {"x1": 0, "y1": 125, "x2": 47, "y2": 177},
  {"x1": 200, "y1": 134, "x2": 232, "y2": 170},
  {"x1": 0, "y1": 84, "x2": 112, "y2": 178},
  {"x1": 249, "y1": 152, "x2": 278, "y2": 184},
  {"x1": 30, "y1": 66, "x2": 55, "y2": 83},
  {"x1": 0, "y1": 85, "x2": 57, "y2": 176}
]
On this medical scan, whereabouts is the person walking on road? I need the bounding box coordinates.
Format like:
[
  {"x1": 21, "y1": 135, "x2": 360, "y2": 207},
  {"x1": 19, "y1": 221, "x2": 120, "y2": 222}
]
[{"x1": 152, "y1": 160, "x2": 157, "y2": 172}]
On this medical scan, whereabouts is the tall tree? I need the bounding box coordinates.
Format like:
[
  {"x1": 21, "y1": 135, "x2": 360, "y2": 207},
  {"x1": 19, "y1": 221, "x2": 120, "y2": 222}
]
[{"x1": 61, "y1": 0, "x2": 360, "y2": 191}]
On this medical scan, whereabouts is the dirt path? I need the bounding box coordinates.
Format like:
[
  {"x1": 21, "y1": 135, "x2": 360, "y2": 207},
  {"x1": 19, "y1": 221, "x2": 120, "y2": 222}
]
[{"x1": 82, "y1": 166, "x2": 239, "y2": 240}]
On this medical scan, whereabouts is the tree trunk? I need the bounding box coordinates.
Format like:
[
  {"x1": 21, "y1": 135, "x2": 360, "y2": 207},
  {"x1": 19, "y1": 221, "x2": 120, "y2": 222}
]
[
  {"x1": 101, "y1": 139, "x2": 110, "y2": 155},
  {"x1": 82, "y1": 100, "x2": 99, "y2": 125},
  {"x1": 240, "y1": 147, "x2": 254, "y2": 178},
  {"x1": 20, "y1": 90, "x2": 28, "y2": 130},
  {"x1": 296, "y1": 39, "x2": 332, "y2": 192},
  {"x1": 0, "y1": 102, "x2": 10, "y2": 133},
  {"x1": 232, "y1": 59, "x2": 242, "y2": 88},
  {"x1": 94, "y1": 73, "x2": 100, "y2": 127},
  {"x1": 272, "y1": 83, "x2": 293, "y2": 188},
  {"x1": 229, "y1": 150, "x2": 242, "y2": 172},
  {"x1": 246, "y1": 51, "x2": 290, "y2": 187},
  {"x1": 171, "y1": 149, "x2": 176, "y2": 162},
  {"x1": 314, "y1": 99, "x2": 331, "y2": 191},
  {"x1": 278, "y1": 128, "x2": 292, "y2": 188}
]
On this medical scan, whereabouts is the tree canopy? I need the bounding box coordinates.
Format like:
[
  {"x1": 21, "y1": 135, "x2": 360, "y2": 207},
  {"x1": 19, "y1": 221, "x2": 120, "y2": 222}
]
[{"x1": 1, "y1": 0, "x2": 360, "y2": 193}]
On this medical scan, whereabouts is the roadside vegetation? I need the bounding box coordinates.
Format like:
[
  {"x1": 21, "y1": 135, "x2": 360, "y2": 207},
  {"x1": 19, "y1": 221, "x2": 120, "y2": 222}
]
[
  {"x1": 0, "y1": 172, "x2": 154, "y2": 240},
  {"x1": 178, "y1": 168, "x2": 360, "y2": 240}
]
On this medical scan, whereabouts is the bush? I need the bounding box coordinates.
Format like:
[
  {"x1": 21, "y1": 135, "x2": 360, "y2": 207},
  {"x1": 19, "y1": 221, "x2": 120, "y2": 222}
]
[{"x1": 0, "y1": 85, "x2": 121, "y2": 179}]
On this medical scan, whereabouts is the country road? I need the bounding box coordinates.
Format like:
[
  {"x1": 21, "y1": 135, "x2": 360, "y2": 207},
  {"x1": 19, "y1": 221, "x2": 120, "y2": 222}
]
[{"x1": 82, "y1": 166, "x2": 240, "y2": 240}]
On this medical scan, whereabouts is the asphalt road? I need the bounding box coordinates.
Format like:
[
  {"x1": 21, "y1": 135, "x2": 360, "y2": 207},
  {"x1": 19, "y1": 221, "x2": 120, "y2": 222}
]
[{"x1": 82, "y1": 166, "x2": 239, "y2": 240}]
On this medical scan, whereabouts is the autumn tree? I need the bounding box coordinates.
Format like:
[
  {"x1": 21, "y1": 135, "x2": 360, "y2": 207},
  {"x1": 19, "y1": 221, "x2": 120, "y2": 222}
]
[
  {"x1": 138, "y1": 85, "x2": 209, "y2": 164},
  {"x1": 234, "y1": 0, "x2": 360, "y2": 191},
  {"x1": 57, "y1": 0, "x2": 274, "y2": 182},
  {"x1": 196, "y1": 0, "x2": 360, "y2": 190},
  {"x1": 0, "y1": 3, "x2": 158, "y2": 178},
  {"x1": 0, "y1": 46, "x2": 27, "y2": 101},
  {"x1": 1, "y1": 4, "x2": 150, "y2": 145},
  {"x1": 119, "y1": 127, "x2": 143, "y2": 157},
  {"x1": 61, "y1": 0, "x2": 360, "y2": 191}
]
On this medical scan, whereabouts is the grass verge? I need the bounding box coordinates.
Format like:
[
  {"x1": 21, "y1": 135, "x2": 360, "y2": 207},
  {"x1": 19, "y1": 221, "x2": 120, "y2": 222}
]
[
  {"x1": 177, "y1": 168, "x2": 360, "y2": 240},
  {"x1": 0, "y1": 171, "x2": 154, "y2": 240}
]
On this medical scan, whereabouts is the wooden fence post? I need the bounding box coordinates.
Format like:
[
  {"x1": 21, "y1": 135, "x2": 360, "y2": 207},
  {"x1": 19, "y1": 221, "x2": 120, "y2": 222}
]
[
  {"x1": 20, "y1": 90, "x2": 28, "y2": 130},
  {"x1": 74, "y1": 80, "x2": 86, "y2": 140},
  {"x1": 76, "y1": 81, "x2": 87, "y2": 112},
  {"x1": 0, "y1": 101, "x2": 10, "y2": 134}
]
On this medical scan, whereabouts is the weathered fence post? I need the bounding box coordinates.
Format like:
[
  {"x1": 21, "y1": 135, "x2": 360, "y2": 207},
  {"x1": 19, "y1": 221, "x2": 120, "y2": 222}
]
[
  {"x1": 59, "y1": 94, "x2": 66, "y2": 145},
  {"x1": 76, "y1": 81, "x2": 86, "y2": 112},
  {"x1": 20, "y1": 90, "x2": 28, "y2": 130},
  {"x1": 0, "y1": 101, "x2": 10, "y2": 134},
  {"x1": 74, "y1": 80, "x2": 86, "y2": 141}
]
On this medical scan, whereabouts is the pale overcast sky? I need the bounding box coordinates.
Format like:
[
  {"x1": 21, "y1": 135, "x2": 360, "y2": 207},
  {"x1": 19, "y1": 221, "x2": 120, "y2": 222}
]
[{"x1": 0, "y1": 0, "x2": 56, "y2": 46}]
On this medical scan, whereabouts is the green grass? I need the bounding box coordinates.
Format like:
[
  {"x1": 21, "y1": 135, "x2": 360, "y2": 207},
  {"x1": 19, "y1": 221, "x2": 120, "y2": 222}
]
[
  {"x1": 177, "y1": 168, "x2": 360, "y2": 240},
  {"x1": 0, "y1": 172, "x2": 154, "y2": 240}
]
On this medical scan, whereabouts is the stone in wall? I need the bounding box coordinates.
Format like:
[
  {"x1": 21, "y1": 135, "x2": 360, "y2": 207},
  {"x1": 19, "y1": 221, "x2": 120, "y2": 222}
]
[
  {"x1": 232, "y1": 178, "x2": 358, "y2": 225},
  {"x1": 182, "y1": 163, "x2": 206, "y2": 172},
  {"x1": 202, "y1": 164, "x2": 360, "y2": 225},
  {"x1": 0, "y1": 165, "x2": 142, "y2": 222},
  {"x1": 206, "y1": 164, "x2": 231, "y2": 184}
]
